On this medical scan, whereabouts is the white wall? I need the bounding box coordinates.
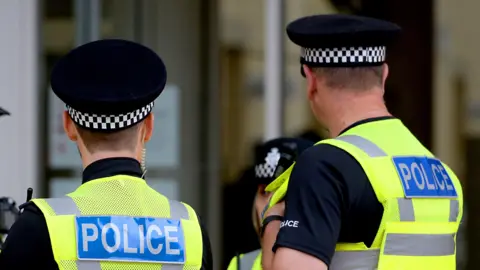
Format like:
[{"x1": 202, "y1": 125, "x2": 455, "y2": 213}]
[{"x1": 0, "y1": 1, "x2": 40, "y2": 204}]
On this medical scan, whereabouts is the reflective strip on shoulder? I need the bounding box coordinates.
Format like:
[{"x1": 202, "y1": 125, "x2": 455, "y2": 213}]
[
  {"x1": 335, "y1": 134, "x2": 387, "y2": 157},
  {"x1": 169, "y1": 199, "x2": 190, "y2": 220},
  {"x1": 43, "y1": 197, "x2": 80, "y2": 216},
  {"x1": 240, "y1": 249, "x2": 261, "y2": 270},
  {"x1": 43, "y1": 197, "x2": 191, "y2": 220}
]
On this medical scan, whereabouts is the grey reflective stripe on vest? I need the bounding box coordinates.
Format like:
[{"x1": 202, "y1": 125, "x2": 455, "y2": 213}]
[
  {"x1": 397, "y1": 197, "x2": 415, "y2": 221},
  {"x1": 330, "y1": 249, "x2": 379, "y2": 270},
  {"x1": 328, "y1": 135, "x2": 459, "y2": 269},
  {"x1": 43, "y1": 197, "x2": 190, "y2": 269},
  {"x1": 44, "y1": 197, "x2": 82, "y2": 216},
  {"x1": 335, "y1": 134, "x2": 387, "y2": 157},
  {"x1": 76, "y1": 261, "x2": 101, "y2": 270},
  {"x1": 330, "y1": 233, "x2": 456, "y2": 269},
  {"x1": 449, "y1": 199, "x2": 459, "y2": 222},
  {"x1": 239, "y1": 249, "x2": 261, "y2": 270},
  {"x1": 383, "y1": 233, "x2": 455, "y2": 256}
]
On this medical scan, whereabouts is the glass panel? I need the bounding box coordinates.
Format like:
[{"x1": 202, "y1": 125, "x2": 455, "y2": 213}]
[{"x1": 43, "y1": 0, "x2": 77, "y2": 197}]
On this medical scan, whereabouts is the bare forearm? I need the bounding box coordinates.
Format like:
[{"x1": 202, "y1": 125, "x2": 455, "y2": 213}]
[{"x1": 261, "y1": 220, "x2": 281, "y2": 270}]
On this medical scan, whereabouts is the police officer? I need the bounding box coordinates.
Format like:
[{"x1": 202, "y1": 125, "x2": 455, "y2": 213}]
[
  {"x1": 260, "y1": 15, "x2": 463, "y2": 270},
  {"x1": 226, "y1": 138, "x2": 314, "y2": 270},
  {"x1": 0, "y1": 39, "x2": 213, "y2": 269}
]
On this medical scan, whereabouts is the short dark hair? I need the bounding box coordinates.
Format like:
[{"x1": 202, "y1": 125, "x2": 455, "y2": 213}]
[
  {"x1": 313, "y1": 66, "x2": 383, "y2": 90},
  {"x1": 76, "y1": 124, "x2": 141, "y2": 153}
]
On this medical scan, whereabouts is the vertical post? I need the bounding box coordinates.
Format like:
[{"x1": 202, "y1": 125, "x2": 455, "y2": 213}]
[
  {"x1": 0, "y1": 1, "x2": 40, "y2": 203},
  {"x1": 264, "y1": 0, "x2": 284, "y2": 141},
  {"x1": 74, "y1": 0, "x2": 102, "y2": 46},
  {"x1": 203, "y1": 0, "x2": 221, "y2": 266}
]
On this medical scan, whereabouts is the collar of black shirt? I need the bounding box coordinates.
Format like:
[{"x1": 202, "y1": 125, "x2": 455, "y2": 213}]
[
  {"x1": 82, "y1": 157, "x2": 143, "y2": 184},
  {"x1": 339, "y1": 116, "x2": 396, "y2": 135}
]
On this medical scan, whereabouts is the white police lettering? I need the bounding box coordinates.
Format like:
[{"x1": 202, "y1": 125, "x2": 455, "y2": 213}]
[
  {"x1": 393, "y1": 156, "x2": 458, "y2": 198},
  {"x1": 280, "y1": 220, "x2": 299, "y2": 228},
  {"x1": 123, "y1": 224, "x2": 137, "y2": 253},
  {"x1": 76, "y1": 216, "x2": 186, "y2": 263},
  {"x1": 102, "y1": 223, "x2": 121, "y2": 253},
  {"x1": 146, "y1": 225, "x2": 163, "y2": 255},
  {"x1": 410, "y1": 162, "x2": 424, "y2": 189},
  {"x1": 138, "y1": 224, "x2": 145, "y2": 254},
  {"x1": 165, "y1": 226, "x2": 181, "y2": 255},
  {"x1": 431, "y1": 165, "x2": 445, "y2": 190},
  {"x1": 82, "y1": 223, "x2": 98, "y2": 252},
  {"x1": 439, "y1": 165, "x2": 455, "y2": 190},
  {"x1": 397, "y1": 163, "x2": 411, "y2": 189}
]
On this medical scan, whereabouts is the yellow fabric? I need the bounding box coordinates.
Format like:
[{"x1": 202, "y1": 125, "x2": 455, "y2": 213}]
[
  {"x1": 227, "y1": 251, "x2": 262, "y2": 270},
  {"x1": 33, "y1": 175, "x2": 203, "y2": 270},
  {"x1": 265, "y1": 119, "x2": 463, "y2": 270}
]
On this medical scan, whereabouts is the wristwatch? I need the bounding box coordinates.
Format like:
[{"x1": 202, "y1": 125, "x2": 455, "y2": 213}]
[{"x1": 260, "y1": 215, "x2": 284, "y2": 237}]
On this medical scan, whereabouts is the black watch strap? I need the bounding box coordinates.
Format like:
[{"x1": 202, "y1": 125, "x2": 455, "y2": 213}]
[{"x1": 261, "y1": 215, "x2": 284, "y2": 237}]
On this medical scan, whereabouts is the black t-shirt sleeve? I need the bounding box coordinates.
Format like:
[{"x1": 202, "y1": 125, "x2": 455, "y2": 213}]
[
  {"x1": 198, "y1": 213, "x2": 213, "y2": 270},
  {"x1": 273, "y1": 144, "x2": 351, "y2": 266},
  {"x1": 0, "y1": 203, "x2": 58, "y2": 269}
]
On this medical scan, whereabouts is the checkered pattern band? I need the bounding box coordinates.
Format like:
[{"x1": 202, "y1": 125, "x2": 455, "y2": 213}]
[
  {"x1": 255, "y1": 147, "x2": 281, "y2": 179},
  {"x1": 255, "y1": 163, "x2": 277, "y2": 178},
  {"x1": 66, "y1": 102, "x2": 154, "y2": 131},
  {"x1": 301, "y1": 46, "x2": 386, "y2": 66}
]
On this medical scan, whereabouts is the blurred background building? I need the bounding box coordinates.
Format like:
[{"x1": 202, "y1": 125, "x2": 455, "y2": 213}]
[{"x1": 0, "y1": 0, "x2": 477, "y2": 268}]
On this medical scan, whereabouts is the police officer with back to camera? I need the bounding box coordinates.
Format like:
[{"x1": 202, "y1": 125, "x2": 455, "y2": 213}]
[
  {"x1": 226, "y1": 138, "x2": 314, "y2": 270},
  {"x1": 0, "y1": 39, "x2": 213, "y2": 269},
  {"x1": 260, "y1": 15, "x2": 463, "y2": 270}
]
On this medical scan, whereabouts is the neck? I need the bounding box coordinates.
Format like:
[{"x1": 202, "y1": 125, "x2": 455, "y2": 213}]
[
  {"x1": 81, "y1": 150, "x2": 139, "y2": 169},
  {"x1": 324, "y1": 90, "x2": 391, "y2": 137}
]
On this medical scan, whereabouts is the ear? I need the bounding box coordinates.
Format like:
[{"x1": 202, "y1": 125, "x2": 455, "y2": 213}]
[
  {"x1": 63, "y1": 111, "x2": 78, "y2": 141},
  {"x1": 143, "y1": 113, "x2": 154, "y2": 143},
  {"x1": 382, "y1": 63, "x2": 389, "y2": 87},
  {"x1": 303, "y1": 65, "x2": 317, "y2": 100}
]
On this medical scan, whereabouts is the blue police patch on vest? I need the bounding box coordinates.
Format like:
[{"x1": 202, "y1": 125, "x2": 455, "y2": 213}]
[
  {"x1": 75, "y1": 216, "x2": 186, "y2": 263},
  {"x1": 392, "y1": 156, "x2": 457, "y2": 198}
]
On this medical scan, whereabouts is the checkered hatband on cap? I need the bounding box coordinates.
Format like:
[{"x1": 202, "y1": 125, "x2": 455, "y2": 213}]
[
  {"x1": 255, "y1": 147, "x2": 281, "y2": 179},
  {"x1": 66, "y1": 102, "x2": 154, "y2": 131},
  {"x1": 301, "y1": 46, "x2": 386, "y2": 66}
]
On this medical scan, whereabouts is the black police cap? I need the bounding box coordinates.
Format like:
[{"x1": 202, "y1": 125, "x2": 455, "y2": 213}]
[
  {"x1": 254, "y1": 138, "x2": 315, "y2": 184},
  {"x1": 50, "y1": 39, "x2": 167, "y2": 131},
  {"x1": 286, "y1": 14, "x2": 401, "y2": 75}
]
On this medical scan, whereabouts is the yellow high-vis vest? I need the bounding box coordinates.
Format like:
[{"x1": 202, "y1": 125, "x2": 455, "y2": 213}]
[
  {"x1": 227, "y1": 249, "x2": 262, "y2": 270},
  {"x1": 32, "y1": 175, "x2": 203, "y2": 270},
  {"x1": 265, "y1": 119, "x2": 463, "y2": 270}
]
